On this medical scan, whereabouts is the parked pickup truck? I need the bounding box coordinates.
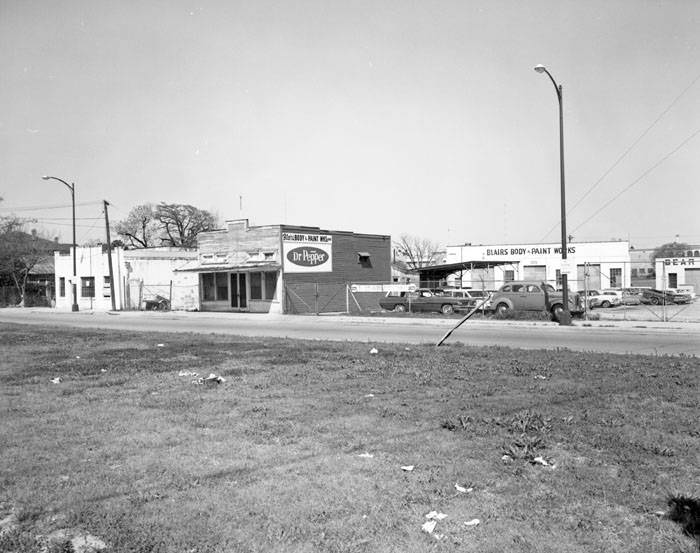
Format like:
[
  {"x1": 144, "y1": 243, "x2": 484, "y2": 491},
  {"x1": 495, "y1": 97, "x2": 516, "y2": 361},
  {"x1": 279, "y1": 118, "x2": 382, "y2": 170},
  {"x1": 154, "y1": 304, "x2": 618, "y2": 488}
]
[{"x1": 489, "y1": 281, "x2": 584, "y2": 321}]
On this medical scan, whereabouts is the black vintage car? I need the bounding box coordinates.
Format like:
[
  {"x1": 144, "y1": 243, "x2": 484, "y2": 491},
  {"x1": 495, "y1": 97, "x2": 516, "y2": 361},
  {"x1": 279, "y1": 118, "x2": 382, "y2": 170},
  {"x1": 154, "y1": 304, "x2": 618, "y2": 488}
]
[
  {"x1": 378, "y1": 288, "x2": 469, "y2": 315},
  {"x1": 640, "y1": 288, "x2": 691, "y2": 305}
]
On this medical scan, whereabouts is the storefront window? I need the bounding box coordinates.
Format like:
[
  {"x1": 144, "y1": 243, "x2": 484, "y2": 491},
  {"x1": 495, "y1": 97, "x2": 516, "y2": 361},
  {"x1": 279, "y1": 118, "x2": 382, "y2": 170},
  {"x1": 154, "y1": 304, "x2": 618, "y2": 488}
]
[
  {"x1": 250, "y1": 272, "x2": 262, "y2": 300},
  {"x1": 202, "y1": 273, "x2": 215, "y2": 301},
  {"x1": 216, "y1": 273, "x2": 228, "y2": 300},
  {"x1": 59, "y1": 277, "x2": 65, "y2": 297}
]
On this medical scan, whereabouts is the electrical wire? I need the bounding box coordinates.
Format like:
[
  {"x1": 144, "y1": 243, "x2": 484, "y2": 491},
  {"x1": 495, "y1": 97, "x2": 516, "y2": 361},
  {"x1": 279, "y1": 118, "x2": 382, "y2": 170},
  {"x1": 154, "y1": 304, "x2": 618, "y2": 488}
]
[
  {"x1": 0, "y1": 201, "x2": 103, "y2": 212},
  {"x1": 570, "y1": 126, "x2": 700, "y2": 235},
  {"x1": 538, "y1": 69, "x2": 700, "y2": 242}
]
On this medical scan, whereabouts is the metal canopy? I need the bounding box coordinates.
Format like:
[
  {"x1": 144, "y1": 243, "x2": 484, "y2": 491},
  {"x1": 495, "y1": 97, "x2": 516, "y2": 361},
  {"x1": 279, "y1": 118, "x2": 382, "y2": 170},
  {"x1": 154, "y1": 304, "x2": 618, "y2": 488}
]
[{"x1": 415, "y1": 260, "x2": 517, "y2": 282}]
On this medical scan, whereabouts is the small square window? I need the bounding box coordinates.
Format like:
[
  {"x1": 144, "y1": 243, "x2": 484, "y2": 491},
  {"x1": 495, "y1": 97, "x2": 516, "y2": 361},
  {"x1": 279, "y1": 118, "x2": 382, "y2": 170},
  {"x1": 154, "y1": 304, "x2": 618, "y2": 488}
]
[{"x1": 357, "y1": 252, "x2": 372, "y2": 267}]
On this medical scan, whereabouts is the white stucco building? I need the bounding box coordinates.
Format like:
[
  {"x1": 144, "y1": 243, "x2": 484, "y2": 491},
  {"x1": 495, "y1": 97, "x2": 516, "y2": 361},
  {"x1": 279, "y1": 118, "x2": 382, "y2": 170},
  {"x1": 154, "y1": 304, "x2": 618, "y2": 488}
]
[
  {"x1": 655, "y1": 255, "x2": 700, "y2": 292},
  {"x1": 442, "y1": 240, "x2": 631, "y2": 291},
  {"x1": 54, "y1": 246, "x2": 199, "y2": 311}
]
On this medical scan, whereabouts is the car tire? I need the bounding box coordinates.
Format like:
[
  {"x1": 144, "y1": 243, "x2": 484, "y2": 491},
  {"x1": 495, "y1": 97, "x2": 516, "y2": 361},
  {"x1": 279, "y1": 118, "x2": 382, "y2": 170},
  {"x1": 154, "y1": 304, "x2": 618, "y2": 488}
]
[
  {"x1": 601, "y1": 301, "x2": 610, "y2": 308},
  {"x1": 650, "y1": 297, "x2": 660, "y2": 305},
  {"x1": 441, "y1": 304, "x2": 454, "y2": 315},
  {"x1": 551, "y1": 304, "x2": 564, "y2": 321},
  {"x1": 495, "y1": 303, "x2": 509, "y2": 315},
  {"x1": 394, "y1": 304, "x2": 406, "y2": 313}
]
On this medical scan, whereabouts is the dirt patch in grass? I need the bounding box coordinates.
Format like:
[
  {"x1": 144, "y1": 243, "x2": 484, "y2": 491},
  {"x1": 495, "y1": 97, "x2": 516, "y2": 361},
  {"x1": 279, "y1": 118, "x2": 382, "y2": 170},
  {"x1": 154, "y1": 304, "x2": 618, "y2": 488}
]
[{"x1": 0, "y1": 323, "x2": 698, "y2": 552}]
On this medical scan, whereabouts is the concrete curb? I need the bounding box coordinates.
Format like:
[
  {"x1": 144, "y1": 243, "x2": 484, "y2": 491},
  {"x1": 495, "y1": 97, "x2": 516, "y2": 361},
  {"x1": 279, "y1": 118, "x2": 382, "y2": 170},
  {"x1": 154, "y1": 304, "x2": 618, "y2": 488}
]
[{"x1": 3, "y1": 306, "x2": 699, "y2": 332}]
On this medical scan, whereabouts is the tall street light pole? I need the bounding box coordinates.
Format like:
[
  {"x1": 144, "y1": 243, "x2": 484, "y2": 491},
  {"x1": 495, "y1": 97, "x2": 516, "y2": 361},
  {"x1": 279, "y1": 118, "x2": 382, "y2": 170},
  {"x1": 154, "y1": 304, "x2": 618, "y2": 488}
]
[
  {"x1": 42, "y1": 175, "x2": 79, "y2": 312},
  {"x1": 534, "y1": 64, "x2": 572, "y2": 325}
]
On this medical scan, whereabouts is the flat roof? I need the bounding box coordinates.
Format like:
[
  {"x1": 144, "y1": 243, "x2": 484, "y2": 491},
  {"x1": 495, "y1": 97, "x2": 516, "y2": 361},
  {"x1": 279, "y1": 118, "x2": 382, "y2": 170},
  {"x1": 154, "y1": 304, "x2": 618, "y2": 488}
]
[{"x1": 415, "y1": 260, "x2": 518, "y2": 279}]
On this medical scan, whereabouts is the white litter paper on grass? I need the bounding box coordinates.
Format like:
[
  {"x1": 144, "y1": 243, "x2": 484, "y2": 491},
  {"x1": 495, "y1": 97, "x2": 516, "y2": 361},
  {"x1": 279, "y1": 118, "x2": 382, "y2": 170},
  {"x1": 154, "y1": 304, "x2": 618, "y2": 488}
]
[
  {"x1": 401, "y1": 465, "x2": 414, "y2": 472},
  {"x1": 464, "y1": 518, "x2": 481, "y2": 527},
  {"x1": 425, "y1": 511, "x2": 447, "y2": 520},
  {"x1": 532, "y1": 456, "x2": 556, "y2": 468},
  {"x1": 178, "y1": 370, "x2": 199, "y2": 377},
  {"x1": 421, "y1": 520, "x2": 437, "y2": 534},
  {"x1": 357, "y1": 452, "x2": 374, "y2": 458}
]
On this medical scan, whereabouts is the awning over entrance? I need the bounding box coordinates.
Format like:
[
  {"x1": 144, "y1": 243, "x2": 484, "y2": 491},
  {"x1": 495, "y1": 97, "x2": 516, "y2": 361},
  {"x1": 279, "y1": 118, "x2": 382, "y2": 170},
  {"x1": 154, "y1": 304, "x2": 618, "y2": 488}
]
[
  {"x1": 176, "y1": 261, "x2": 281, "y2": 273},
  {"x1": 415, "y1": 260, "x2": 517, "y2": 284}
]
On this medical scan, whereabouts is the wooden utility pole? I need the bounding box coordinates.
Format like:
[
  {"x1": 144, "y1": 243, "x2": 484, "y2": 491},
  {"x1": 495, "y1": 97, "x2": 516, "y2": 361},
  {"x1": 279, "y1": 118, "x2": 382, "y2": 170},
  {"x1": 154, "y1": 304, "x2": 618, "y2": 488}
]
[{"x1": 103, "y1": 200, "x2": 116, "y2": 310}]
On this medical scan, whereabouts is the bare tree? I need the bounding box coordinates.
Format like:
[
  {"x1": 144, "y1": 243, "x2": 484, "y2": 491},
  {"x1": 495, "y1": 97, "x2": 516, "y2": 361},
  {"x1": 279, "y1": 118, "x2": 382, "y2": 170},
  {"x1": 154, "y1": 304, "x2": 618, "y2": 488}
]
[
  {"x1": 154, "y1": 203, "x2": 217, "y2": 248},
  {"x1": 114, "y1": 204, "x2": 162, "y2": 248},
  {"x1": 394, "y1": 234, "x2": 442, "y2": 269}
]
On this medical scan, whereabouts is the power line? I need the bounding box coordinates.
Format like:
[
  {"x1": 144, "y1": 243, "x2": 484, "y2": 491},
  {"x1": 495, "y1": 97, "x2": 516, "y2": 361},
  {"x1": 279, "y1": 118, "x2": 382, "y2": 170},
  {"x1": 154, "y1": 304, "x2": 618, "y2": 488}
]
[
  {"x1": 29, "y1": 217, "x2": 103, "y2": 221},
  {"x1": 538, "y1": 69, "x2": 700, "y2": 242},
  {"x1": 570, "y1": 126, "x2": 700, "y2": 235},
  {"x1": 0, "y1": 201, "x2": 103, "y2": 212}
]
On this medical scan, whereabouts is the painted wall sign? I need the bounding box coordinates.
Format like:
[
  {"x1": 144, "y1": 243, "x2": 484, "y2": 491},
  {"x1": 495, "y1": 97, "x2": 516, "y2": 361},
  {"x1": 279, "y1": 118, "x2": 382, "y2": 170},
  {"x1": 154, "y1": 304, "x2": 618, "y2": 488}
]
[
  {"x1": 663, "y1": 258, "x2": 696, "y2": 266},
  {"x1": 283, "y1": 233, "x2": 332, "y2": 273},
  {"x1": 350, "y1": 283, "x2": 416, "y2": 293},
  {"x1": 286, "y1": 247, "x2": 328, "y2": 267},
  {"x1": 485, "y1": 246, "x2": 576, "y2": 257}
]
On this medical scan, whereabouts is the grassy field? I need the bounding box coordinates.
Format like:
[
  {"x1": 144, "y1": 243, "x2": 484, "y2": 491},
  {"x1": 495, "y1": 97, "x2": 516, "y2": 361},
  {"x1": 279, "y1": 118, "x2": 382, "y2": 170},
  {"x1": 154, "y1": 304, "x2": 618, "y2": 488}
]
[{"x1": 0, "y1": 323, "x2": 698, "y2": 552}]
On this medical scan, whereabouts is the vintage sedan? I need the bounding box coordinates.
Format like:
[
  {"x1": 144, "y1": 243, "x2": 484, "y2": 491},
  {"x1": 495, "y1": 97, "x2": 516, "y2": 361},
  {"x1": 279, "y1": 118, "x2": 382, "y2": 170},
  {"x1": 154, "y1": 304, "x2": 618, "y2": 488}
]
[
  {"x1": 378, "y1": 288, "x2": 470, "y2": 314},
  {"x1": 489, "y1": 281, "x2": 584, "y2": 320},
  {"x1": 584, "y1": 289, "x2": 622, "y2": 309},
  {"x1": 640, "y1": 288, "x2": 692, "y2": 305}
]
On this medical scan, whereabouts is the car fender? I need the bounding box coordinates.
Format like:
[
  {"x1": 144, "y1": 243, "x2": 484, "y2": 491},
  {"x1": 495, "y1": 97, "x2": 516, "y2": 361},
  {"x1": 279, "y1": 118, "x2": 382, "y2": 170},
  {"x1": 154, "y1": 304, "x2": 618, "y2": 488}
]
[{"x1": 491, "y1": 297, "x2": 514, "y2": 311}]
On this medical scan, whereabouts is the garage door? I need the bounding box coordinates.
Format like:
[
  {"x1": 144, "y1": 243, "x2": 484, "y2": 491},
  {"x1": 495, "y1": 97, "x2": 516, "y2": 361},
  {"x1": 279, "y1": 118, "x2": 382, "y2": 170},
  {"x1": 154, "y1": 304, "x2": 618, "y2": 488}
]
[
  {"x1": 577, "y1": 264, "x2": 601, "y2": 290},
  {"x1": 523, "y1": 265, "x2": 546, "y2": 281},
  {"x1": 684, "y1": 268, "x2": 700, "y2": 291}
]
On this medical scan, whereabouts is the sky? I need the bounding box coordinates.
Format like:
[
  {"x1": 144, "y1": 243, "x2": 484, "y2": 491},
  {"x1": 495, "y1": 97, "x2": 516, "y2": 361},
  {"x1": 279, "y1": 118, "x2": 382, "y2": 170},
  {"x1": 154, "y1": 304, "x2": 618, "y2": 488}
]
[{"x1": 1, "y1": 0, "x2": 699, "y2": 249}]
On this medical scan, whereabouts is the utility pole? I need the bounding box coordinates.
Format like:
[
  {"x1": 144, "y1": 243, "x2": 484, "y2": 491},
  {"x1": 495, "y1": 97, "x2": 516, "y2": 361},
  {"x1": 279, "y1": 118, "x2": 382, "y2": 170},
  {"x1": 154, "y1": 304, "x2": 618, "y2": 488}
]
[{"x1": 103, "y1": 200, "x2": 116, "y2": 310}]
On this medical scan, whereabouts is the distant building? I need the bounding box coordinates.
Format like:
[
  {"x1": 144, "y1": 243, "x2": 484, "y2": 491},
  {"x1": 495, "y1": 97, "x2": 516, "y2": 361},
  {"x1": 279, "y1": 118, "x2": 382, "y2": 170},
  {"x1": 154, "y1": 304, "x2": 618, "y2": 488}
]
[
  {"x1": 437, "y1": 240, "x2": 631, "y2": 291},
  {"x1": 54, "y1": 246, "x2": 199, "y2": 311},
  {"x1": 182, "y1": 219, "x2": 391, "y2": 313},
  {"x1": 655, "y1": 251, "x2": 700, "y2": 291},
  {"x1": 629, "y1": 247, "x2": 656, "y2": 287}
]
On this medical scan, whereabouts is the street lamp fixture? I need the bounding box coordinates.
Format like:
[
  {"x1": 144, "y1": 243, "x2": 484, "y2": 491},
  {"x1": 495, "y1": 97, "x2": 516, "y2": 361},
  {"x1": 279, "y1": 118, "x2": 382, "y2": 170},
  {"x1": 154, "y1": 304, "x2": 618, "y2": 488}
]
[
  {"x1": 534, "y1": 64, "x2": 572, "y2": 325},
  {"x1": 42, "y1": 175, "x2": 79, "y2": 312}
]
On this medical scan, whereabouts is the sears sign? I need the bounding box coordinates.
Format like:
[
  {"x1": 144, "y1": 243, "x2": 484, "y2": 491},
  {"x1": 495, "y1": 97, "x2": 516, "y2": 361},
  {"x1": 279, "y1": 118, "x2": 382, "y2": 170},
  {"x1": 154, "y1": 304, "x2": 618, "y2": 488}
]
[{"x1": 282, "y1": 233, "x2": 332, "y2": 273}]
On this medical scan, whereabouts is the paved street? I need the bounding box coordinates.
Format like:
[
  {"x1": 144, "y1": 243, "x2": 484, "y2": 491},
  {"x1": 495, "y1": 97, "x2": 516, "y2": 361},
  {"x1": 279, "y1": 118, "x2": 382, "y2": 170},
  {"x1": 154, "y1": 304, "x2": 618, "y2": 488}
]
[{"x1": 1, "y1": 308, "x2": 699, "y2": 356}]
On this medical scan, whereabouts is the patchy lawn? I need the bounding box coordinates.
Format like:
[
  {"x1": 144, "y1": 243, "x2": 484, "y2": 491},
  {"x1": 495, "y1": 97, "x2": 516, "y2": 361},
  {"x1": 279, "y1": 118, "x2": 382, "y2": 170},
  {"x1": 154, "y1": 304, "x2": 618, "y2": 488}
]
[{"x1": 0, "y1": 323, "x2": 698, "y2": 552}]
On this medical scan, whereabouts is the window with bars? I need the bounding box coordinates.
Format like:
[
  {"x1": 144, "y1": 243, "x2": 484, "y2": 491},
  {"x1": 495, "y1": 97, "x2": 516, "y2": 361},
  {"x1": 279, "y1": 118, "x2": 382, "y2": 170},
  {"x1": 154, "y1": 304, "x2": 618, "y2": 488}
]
[
  {"x1": 610, "y1": 268, "x2": 622, "y2": 288},
  {"x1": 81, "y1": 277, "x2": 95, "y2": 298}
]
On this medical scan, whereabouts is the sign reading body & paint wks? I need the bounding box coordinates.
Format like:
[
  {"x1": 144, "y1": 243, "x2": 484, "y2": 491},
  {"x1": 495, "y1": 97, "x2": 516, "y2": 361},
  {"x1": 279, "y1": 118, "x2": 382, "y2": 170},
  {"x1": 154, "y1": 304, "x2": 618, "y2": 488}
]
[{"x1": 282, "y1": 233, "x2": 333, "y2": 273}]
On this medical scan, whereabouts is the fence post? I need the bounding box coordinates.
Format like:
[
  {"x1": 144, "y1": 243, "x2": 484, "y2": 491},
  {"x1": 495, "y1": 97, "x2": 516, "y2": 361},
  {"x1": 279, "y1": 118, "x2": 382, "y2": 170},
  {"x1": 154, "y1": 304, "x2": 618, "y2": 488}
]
[
  {"x1": 346, "y1": 283, "x2": 350, "y2": 314},
  {"x1": 315, "y1": 282, "x2": 319, "y2": 315},
  {"x1": 169, "y1": 280, "x2": 173, "y2": 309}
]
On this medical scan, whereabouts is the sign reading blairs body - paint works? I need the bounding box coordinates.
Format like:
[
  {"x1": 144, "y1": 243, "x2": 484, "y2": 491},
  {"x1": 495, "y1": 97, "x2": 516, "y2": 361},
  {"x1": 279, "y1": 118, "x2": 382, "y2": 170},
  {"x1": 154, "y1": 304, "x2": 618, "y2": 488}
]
[{"x1": 282, "y1": 233, "x2": 333, "y2": 273}]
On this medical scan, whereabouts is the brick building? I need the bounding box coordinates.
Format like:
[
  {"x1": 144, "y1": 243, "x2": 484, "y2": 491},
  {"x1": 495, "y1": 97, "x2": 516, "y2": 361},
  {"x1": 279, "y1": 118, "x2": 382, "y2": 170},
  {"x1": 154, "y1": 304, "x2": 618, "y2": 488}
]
[{"x1": 187, "y1": 219, "x2": 391, "y2": 313}]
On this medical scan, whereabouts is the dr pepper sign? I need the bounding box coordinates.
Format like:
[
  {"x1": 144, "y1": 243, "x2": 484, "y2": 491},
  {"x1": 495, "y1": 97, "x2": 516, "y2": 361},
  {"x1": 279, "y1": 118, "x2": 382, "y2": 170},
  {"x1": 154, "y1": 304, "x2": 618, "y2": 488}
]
[{"x1": 282, "y1": 232, "x2": 333, "y2": 273}]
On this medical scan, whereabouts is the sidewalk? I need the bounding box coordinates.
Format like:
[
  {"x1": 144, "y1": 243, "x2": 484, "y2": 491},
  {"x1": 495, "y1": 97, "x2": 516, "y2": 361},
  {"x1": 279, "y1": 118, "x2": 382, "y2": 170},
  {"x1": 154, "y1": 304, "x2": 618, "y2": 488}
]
[{"x1": 4, "y1": 306, "x2": 700, "y2": 332}]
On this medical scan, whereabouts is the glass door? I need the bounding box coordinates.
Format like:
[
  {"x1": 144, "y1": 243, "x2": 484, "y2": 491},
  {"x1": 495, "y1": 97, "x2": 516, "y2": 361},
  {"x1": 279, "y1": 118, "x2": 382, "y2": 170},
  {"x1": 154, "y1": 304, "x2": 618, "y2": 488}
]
[{"x1": 230, "y1": 273, "x2": 248, "y2": 309}]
